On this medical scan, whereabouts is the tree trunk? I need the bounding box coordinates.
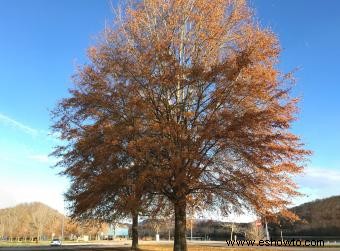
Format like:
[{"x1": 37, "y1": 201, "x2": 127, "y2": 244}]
[
  {"x1": 131, "y1": 212, "x2": 139, "y2": 250},
  {"x1": 173, "y1": 199, "x2": 187, "y2": 251}
]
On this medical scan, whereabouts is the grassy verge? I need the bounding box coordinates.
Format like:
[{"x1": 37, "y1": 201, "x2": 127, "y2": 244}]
[
  {"x1": 0, "y1": 240, "x2": 85, "y2": 247},
  {"x1": 139, "y1": 245, "x2": 231, "y2": 251},
  {"x1": 138, "y1": 244, "x2": 340, "y2": 250},
  {"x1": 0, "y1": 241, "x2": 49, "y2": 247}
]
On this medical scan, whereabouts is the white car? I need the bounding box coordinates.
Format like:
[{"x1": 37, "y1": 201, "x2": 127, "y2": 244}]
[{"x1": 50, "y1": 239, "x2": 62, "y2": 246}]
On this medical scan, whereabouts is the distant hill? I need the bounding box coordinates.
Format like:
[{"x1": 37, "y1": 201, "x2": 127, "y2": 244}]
[
  {"x1": 0, "y1": 201, "x2": 63, "y2": 220},
  {"x1": 0, "y1": 202, "x2": 106, "y2": 241},
  {"x1": 270, "y1": 196, "x2": 340, "y2": 237},
  {"x1": 0, "y1": 202, "x2": 65, "y2": 240}
]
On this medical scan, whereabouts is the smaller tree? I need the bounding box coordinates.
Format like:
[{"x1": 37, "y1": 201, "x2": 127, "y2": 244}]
[
  {"x1": 149, "y1": 218, "x2": 162, "y2": 240},
  {"x1": 246, "y1": 222, "x2": 265, "y2": 241},
  {"x1": 220, "y1": 221, "x2": 238, "y2": 241}
]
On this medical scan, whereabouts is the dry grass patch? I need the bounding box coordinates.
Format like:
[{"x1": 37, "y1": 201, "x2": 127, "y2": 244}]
[{"x1": 139, "y1": 245, "x2": 243, "y2": 251}]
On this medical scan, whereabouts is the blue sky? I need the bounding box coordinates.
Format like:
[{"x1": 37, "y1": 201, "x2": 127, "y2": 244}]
[{"x1": 0, "y1": 0, "x2": 339, "y2": 217}]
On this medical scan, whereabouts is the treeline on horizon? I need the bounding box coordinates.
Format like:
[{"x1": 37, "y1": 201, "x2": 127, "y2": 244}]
[
  {"x1": 0, "y1": 202, "x2": 257, "y2": 242},
  {"x1": 1, "y1": 196, "x2": 340, "y2": 242}
]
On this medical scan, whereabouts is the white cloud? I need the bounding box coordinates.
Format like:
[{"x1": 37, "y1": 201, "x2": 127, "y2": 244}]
[
  {"x1": 0, "y1": 177, "x2": 68, "y2": 214},
  {"x1": 304, "y1": 167, "x2": 340, "y2": 181},
  {"x1": 0, "y1": 113, "x2": 66, "y2": 213},
  {"x1": 295, "y1": 166, "x2": 340, "y2": 205},
  {"x1": 297, "y1": 166, "x2": 340, "y2": 187},
  {"x1": 0, "y1": 188, "x2": 17, "y2": 209},
  {"x1": 39, "y1": 129, "x2": 63, "y2": 143},
  {"x1": 0, "y1": 113, "x2": 63, "y2": 149},
  {"x1": 28, "y1": 154, "x2": 52, "y2": 164},
  {"x1": 0, "y1": 113, "x2": 38, "y2": 136},
  {"x1": 209, "y1": 210, "x2": 257, "y2": 223}
]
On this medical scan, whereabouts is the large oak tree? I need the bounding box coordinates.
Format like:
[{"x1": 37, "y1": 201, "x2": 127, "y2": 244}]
[{"x1": 52, "y1": 1, "x2": 310, "y2": 250}]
